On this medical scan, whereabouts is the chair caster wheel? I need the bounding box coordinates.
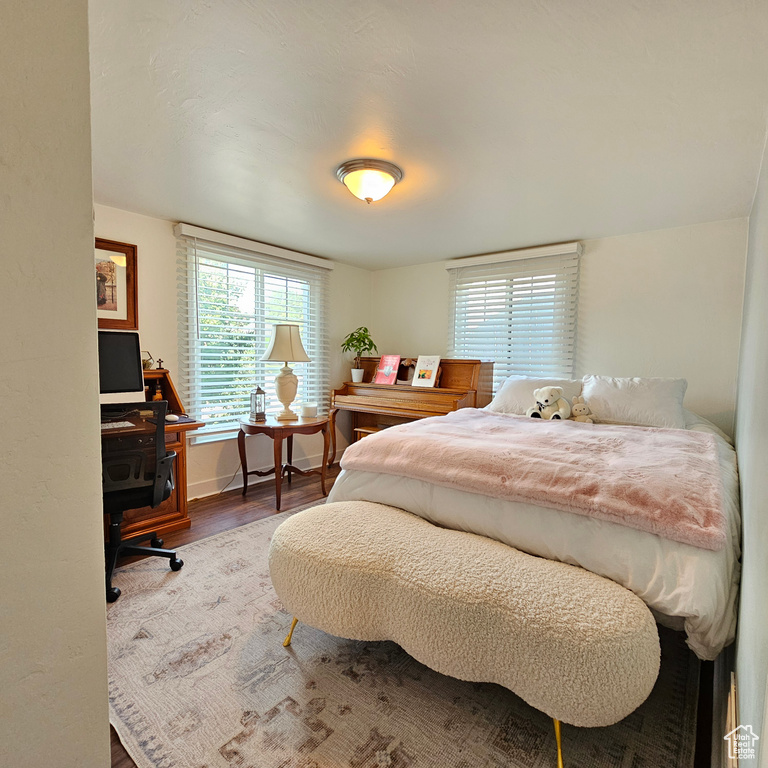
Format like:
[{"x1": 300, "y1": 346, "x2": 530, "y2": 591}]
[
  {"x1": 170, "y1": 558, "x2": 184, "y2": 571},
  {"x1": 107, "y1": 587, "x2": 121, "y2": 602},
  {"x1": 151, "y1": 537, "x2": 164, "y2": 548}
]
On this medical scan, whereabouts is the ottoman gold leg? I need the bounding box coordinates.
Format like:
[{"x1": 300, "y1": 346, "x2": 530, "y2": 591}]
[
  {"x1": 553, "y1": 719, "x2": 564, "y2": 768},
  {"x1": 283, "y1": 617, "x2": 298, "y2": 647}
]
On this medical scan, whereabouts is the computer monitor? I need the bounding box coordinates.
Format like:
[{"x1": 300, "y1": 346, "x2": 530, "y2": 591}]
[{"x1": 98, "y1": 331, "x2": 145, "y2": 403}]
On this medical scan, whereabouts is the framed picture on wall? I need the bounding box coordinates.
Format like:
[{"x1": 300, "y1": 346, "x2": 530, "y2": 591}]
[{"x1": 95, "y1": 237, "x2": 138, "y2": 330}]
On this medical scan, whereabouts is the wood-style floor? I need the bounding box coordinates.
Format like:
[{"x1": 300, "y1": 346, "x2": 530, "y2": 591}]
[
  {"x1": 110, "y1": 466, "x2": 340, "y2": 768},
  {"x1": 109, "y1": 464, "x2": 713, "y2": 768}
]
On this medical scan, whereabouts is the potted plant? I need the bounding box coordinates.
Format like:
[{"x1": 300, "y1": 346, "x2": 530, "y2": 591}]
[{"x1": 341, "y1": 327, "x2": 378, "y2": 382}]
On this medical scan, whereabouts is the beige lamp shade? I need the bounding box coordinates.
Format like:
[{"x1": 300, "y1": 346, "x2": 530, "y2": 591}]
[{"x1": 260, "y1": 324, "x2": 311, "y2": 363}]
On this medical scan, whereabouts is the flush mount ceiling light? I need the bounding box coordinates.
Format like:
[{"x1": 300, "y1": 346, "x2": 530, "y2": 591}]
[{"x1": 336, "y1": 159, "x2": 403, "y2": 204}]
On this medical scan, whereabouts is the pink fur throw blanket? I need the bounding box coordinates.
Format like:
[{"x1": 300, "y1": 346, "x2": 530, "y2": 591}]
[{"x1": 341, "y1": 409, "x2": 726, "y2": 551}]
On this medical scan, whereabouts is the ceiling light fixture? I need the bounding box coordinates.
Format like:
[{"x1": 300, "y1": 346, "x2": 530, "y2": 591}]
[{"x1": 336, "y1": 159, "x2": 403, "y2": 204}]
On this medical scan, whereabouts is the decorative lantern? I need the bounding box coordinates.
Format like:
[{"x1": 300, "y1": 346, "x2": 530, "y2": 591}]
[{"x1": 249, "y1": 386, "x2": 266, "y2": 422}]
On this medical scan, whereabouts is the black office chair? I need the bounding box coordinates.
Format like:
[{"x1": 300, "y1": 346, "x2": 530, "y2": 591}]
[{"x1": 102, "y1": 400, "x2": 183, "y2": 602}]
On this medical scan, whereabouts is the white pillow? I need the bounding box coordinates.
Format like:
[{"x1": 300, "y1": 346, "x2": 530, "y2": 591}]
[
  {"x1": 486, "y1": 375, "x2": 583, "y2": 415},
  {"x1": 581, "y1": 375, "x2": 688, "y2": 429}
]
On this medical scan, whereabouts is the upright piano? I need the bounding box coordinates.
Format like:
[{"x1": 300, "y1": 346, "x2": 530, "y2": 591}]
[{"x1": 329, "y1": 357, "x2": 493, "y2": 465}]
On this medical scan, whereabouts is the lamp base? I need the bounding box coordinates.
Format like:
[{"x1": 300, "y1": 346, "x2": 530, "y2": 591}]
[
  {"x1": 274, "y1": 363, "x2": 299, "y2": 422},
  {"x1": 275, "y1": 407, "x2": 299, "y2": 421}
]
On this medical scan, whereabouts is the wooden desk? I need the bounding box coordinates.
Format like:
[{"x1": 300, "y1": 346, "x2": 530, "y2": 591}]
[
  {"x1": 238, "y1": 416, "x2": 330, "y2": 511},
  {"x1": 102, "y1": 369, "x2": 203, "y2": 541},
  {"x1": 329, "y1": 357, "x2": 493, "y2": 465}
]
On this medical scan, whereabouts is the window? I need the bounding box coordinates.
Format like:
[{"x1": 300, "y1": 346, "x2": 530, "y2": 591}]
[
  {"x1": 176, "y1": 225, "x2": 331, "y2": 441},
  {"x1": 447, "y1": 243, "x2": 581, "y2": 394}
]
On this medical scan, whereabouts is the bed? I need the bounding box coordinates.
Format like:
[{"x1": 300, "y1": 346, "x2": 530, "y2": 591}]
[{"x1": 327, "y1": 375, "x2": 741, "y2": 661}]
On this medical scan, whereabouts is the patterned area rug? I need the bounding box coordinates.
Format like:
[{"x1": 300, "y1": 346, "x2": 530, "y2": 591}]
[{"x1": 108, "y1": 508, "x2": 700, "y2": 768}]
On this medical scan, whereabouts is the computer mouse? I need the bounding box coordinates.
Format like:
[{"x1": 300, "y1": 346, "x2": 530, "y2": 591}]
[{"x1": 165, "y1": 414, "x2": 180, "y2": 422}]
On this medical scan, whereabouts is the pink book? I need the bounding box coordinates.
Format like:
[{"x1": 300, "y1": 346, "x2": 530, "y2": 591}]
[{"x1": 373, "y1": 355, "x2": 401, "y2": 385}]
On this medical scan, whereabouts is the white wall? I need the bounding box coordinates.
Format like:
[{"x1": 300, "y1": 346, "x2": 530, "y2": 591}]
[
  {"x1": 370, "y1": 262, "x2": 452, "y2": 356},
  {"x1": 94, "y1": 205, "x2": 373, "y2": 497},
  {"x1": 577, "y1": 219, "x2": 746, "y2": 435},
  {"x1": 734, "y1": 136, "x2": 768, "y2": 761},
  {"x1": 0, "y1": 2, "x2": 110, "y2": 766},
  {"x1": 370, "y1": 218, "x2": 747, "y2": 435}
]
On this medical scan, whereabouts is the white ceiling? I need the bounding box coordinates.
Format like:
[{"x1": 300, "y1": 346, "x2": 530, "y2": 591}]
[{"x1": 90, "y1": 1, "x2": 768, "y2": 270}]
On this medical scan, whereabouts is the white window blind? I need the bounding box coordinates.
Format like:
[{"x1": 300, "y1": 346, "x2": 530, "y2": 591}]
[
  {"x1": 176, "y1": 229, "x2": 331, "y2": 441},
  {"x1": 447, "y1": 244, "x2": 581, "y2": 394}
]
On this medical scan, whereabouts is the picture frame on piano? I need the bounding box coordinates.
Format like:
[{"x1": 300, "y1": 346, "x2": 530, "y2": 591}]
[
  {"x1": 412, "y1": 355, "x2": 441, "y2": 388},
  {"x1": 373, "y1": 355, "x2": 401, "y2": 385}
]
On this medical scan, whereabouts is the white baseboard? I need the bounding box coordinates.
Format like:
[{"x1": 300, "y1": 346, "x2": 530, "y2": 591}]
[{"x1": 188, "y1": 447, "x2": 345, "y2": 501}]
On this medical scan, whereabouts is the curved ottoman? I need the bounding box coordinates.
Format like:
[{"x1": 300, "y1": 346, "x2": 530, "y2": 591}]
[{"x1": 269, "y1": 501, "x2": 660, "y2": 757}]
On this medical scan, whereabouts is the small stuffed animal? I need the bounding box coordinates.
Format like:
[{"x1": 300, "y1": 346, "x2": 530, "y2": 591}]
[
  {"x1": 570, "y1": 395, "x2": 594, "y2": 423},
  {"x1": 526, "y1": 386, "x2": 572, "y2": 420}
]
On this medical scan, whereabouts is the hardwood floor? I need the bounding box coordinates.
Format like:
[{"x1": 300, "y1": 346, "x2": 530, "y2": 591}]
[{"x1": 109, "y1": 466, "x2": 340, "y2": 768}]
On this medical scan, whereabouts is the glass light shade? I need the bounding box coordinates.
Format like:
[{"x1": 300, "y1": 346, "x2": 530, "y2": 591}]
[
  {"x1": 260, "y1": 324, "x2": 311, "y2": 363},
  {"x1": 336, "y1": 159, "x2": 403, "y2": 204},
  {"x1": 342, "y1": 169, "x2": 396, "y2": 203}
]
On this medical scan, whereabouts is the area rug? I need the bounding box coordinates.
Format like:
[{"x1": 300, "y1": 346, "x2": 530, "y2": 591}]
[{"x1": 108, "y1": 508, "x2": 700, "y2": 768}]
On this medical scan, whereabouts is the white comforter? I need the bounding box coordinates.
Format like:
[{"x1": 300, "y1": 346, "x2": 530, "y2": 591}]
[{"x1": 327, "y1": 410, "x2": 740, "y2": 660}]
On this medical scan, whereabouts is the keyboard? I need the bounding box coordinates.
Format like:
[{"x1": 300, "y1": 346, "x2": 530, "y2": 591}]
[{"x1": 100, "y1": 420, "x2": 135, "y2": 430}]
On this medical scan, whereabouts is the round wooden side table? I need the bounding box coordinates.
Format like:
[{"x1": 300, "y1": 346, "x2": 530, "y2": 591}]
[{"x1": 237, "y1": 416, "x2": 330, "y2": 510}]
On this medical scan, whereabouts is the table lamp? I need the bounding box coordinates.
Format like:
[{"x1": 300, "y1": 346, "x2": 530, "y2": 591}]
[{"x1": 261, "y1": 324, "x2": 311, "y2": 421}]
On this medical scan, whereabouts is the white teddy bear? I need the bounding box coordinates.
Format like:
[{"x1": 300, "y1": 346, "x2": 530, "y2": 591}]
[
  {"x1": 526, "y1": 386, "x2": 572, "y2": 420},
  {"x1": 570, "y1": 395, "x2": 594, "y2": 423}
]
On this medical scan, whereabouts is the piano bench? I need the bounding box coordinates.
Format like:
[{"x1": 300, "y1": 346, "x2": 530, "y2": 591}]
[{"x1": 353, "y1": 426, "x2": 384, "y2": 441}]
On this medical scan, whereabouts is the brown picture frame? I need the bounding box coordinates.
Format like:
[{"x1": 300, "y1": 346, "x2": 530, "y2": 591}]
[{"x1": 95, "y1": 237, "x2": 138, "y2": 330}]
